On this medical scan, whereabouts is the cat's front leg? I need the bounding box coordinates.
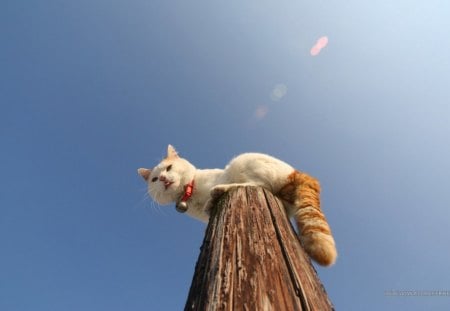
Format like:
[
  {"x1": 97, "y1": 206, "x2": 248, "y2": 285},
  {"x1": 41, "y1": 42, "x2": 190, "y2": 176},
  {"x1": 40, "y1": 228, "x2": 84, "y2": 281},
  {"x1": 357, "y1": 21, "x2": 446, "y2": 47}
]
[
  {"x1": 210, "y1": 183, "x2": 260, "y2": 199},
  {"x1": 205, "y1": 183, "x2": 257, "y2": 216}
]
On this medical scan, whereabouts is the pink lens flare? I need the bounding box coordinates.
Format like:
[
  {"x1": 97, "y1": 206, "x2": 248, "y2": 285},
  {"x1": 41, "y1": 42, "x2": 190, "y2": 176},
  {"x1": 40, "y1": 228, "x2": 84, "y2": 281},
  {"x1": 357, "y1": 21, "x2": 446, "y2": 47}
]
[
  {"x1": 310, "y1": 36, "x2": 329, "y2": 56},
  {"x1": 316, "y1": 36, "x2": 328, "y2": 49},
  {"x1": 254, "y1": 105, "x2": 269, "y2": 120},
  {"x1": 310, "y1": 46, "x2": 321, "y2": 56}
]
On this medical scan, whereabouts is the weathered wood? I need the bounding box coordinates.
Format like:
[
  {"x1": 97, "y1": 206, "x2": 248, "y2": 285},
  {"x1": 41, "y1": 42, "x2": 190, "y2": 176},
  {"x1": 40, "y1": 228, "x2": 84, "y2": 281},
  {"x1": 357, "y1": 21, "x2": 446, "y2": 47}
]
[{"x1": 184, "y1": 186, "x2": 334, "y2": 311}]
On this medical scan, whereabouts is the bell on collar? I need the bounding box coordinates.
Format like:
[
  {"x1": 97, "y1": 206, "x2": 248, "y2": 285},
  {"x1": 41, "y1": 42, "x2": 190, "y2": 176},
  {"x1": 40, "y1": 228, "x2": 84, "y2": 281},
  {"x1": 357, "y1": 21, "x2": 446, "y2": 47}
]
[{"x1": 176, "y1": 201, "x2": 188, "y2": 213}]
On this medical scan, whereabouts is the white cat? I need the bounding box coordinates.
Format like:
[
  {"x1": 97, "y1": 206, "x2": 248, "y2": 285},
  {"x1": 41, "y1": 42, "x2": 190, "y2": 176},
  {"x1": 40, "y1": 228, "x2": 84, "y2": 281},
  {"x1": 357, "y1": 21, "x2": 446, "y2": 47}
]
[{"x1": 138, "y1": 145, "x2": 337, "y2": 266}]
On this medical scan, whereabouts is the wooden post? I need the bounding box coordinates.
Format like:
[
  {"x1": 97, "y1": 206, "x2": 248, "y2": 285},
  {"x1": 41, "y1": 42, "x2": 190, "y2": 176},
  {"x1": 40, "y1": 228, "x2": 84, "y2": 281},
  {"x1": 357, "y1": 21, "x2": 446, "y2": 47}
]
[{"x1": 184, "y1": 186, "x2": 334, "y2": 311}]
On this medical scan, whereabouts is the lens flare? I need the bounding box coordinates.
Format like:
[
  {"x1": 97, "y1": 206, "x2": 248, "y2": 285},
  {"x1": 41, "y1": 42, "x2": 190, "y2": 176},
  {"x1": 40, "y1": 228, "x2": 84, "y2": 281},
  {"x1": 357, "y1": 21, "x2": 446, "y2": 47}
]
[
  {"x1": 310, "y1": 36, "x2": 329, "y2": 56},
  {"x1": 270, "y1": 84, "x2": 288, "y2": 101},
  {"x1": 254, "y1": 105, "x2": 269, "y2": 120}
]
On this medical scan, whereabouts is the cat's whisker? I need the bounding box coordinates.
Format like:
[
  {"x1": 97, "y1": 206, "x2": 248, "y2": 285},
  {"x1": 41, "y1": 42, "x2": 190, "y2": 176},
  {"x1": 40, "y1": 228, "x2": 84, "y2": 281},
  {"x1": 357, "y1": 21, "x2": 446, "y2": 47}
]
[
  {"x1": 149, "y1": 200, "x2": 168, "y2": 217},
  {"x1": 132, "y1": 191, "x2": 150, "y2": 210}
]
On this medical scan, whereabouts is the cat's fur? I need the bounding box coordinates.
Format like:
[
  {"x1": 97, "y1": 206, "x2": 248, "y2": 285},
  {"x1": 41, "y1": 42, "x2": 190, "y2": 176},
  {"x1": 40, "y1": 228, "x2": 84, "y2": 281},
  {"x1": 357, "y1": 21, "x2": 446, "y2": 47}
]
[{"x1": 138, "y1": 145, "x2": 337, "y2": 266}]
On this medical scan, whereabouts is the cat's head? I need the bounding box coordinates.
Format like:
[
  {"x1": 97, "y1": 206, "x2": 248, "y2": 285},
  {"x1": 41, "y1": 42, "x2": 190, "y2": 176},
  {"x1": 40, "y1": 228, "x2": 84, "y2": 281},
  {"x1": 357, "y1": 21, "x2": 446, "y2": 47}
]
[{"x1": 138, "y1": 145, "x2": 196, "y2": 205}]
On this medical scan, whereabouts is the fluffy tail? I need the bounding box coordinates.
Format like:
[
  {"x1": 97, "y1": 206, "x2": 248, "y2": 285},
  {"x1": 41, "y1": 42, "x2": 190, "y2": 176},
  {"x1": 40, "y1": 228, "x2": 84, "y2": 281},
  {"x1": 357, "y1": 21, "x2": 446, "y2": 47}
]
[{"x1": 278, "y1": 171, "x2": 337, "y2": 266}]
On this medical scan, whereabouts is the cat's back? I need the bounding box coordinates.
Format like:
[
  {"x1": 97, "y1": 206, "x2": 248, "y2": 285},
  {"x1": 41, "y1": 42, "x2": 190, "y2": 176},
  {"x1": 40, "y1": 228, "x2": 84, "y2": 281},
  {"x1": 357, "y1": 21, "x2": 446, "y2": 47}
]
[
  {"x1": 224, "y1": 152, "x2": 295, "y2": 191},
  {"x1": 227, "y1": 152, "x2": 293, "y2": 170}
]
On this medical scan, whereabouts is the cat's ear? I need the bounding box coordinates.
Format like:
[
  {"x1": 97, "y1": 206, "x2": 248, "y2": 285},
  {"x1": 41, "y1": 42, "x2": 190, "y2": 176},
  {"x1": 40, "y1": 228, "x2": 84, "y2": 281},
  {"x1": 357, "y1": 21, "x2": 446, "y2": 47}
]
[
  {"x1": 137, "y1": 168, "x2": 151, "y2": 181},
  {"x1": 167, "y1": 144, "x2": 179, "y2": 159}
]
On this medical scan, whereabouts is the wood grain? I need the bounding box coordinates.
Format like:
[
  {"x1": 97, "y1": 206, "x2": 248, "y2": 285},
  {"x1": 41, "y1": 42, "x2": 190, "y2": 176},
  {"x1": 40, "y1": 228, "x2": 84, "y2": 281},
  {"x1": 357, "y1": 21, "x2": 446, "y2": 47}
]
[{"x1": 184, "y1": 187, "x2": 334, "y2": 311}]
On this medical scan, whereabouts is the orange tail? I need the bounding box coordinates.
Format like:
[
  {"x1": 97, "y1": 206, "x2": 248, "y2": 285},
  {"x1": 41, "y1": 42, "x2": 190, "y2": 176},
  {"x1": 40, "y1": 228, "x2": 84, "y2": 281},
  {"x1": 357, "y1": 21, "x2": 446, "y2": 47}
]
[{"x1": 279, "y1": 171, "x2": 337, "y2": 266}]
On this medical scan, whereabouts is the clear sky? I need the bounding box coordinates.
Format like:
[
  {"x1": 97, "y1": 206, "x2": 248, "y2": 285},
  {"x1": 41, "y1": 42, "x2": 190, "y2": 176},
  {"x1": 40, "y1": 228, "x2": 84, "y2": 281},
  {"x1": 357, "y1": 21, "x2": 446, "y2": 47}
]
[{"x1": 2, "y1": 1, "x2": 450, "y2": 310}]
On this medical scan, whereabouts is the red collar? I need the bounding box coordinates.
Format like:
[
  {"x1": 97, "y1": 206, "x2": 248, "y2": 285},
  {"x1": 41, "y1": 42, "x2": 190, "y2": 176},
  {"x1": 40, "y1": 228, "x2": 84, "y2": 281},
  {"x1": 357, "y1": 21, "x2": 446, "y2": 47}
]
[{"x1": 180, "y1": 180, "x2": 195, "y2": 203}]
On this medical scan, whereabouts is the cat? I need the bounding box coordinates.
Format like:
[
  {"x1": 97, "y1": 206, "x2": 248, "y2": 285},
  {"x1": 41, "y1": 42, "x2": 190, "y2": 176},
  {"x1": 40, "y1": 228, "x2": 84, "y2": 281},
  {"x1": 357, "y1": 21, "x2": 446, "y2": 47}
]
[{"x1": 138, "y1": 145, "x2": 337, "y2": 266}]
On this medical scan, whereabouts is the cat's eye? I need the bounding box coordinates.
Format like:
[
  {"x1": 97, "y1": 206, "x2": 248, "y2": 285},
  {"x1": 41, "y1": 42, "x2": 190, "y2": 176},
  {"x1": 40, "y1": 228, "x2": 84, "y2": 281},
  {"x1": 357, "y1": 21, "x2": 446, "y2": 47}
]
[
  {"x1": 151, "y1": 177, "x2": 158, "y2": 182},
  {"x1": 166, "y1": 165, "x2": 172, "y2": 172}
]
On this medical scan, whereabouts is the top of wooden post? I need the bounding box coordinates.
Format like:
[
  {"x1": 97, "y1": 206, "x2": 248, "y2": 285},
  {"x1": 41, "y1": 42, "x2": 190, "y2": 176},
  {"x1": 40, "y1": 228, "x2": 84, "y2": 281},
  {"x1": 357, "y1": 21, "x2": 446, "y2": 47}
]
[{"x1": 185, "y1": 186, "x2": 334, "y2": 311}]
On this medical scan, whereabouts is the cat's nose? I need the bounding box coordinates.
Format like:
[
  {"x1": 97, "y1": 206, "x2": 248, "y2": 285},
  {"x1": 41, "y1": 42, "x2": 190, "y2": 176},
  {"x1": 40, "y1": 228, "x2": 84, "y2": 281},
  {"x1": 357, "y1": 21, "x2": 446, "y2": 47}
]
[{"x1": 159, "y1": 175, "x2": 168, "y2": 182}]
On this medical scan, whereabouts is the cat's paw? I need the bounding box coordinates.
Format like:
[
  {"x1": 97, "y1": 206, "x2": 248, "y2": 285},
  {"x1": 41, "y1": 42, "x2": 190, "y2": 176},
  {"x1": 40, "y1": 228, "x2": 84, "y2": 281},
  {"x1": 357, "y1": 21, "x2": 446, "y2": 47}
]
[{"x1": 210, "y1": 184, "x2": 230, "y2": 199}]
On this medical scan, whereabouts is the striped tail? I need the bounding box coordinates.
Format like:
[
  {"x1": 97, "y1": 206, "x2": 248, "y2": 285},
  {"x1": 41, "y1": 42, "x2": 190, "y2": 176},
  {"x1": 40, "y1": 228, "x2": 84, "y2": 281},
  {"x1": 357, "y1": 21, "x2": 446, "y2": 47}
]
[{"x1": 278, "y1": 171, "x2": 337, "y2": 266}]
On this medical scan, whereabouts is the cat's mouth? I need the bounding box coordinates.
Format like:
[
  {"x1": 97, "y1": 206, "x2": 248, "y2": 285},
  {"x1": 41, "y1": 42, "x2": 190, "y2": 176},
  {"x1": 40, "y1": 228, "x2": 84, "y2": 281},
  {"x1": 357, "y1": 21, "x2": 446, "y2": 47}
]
[{"x1": 164, "y1": 181, "x2": 174, "y2": 190}]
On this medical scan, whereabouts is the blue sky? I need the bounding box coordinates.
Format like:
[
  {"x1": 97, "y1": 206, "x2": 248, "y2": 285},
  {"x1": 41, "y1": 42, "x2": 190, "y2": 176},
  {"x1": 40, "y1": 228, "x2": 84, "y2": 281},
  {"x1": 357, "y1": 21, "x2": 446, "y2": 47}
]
[{"x1": 2, "y1": 1, "x2": 450, "y2": 310}]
